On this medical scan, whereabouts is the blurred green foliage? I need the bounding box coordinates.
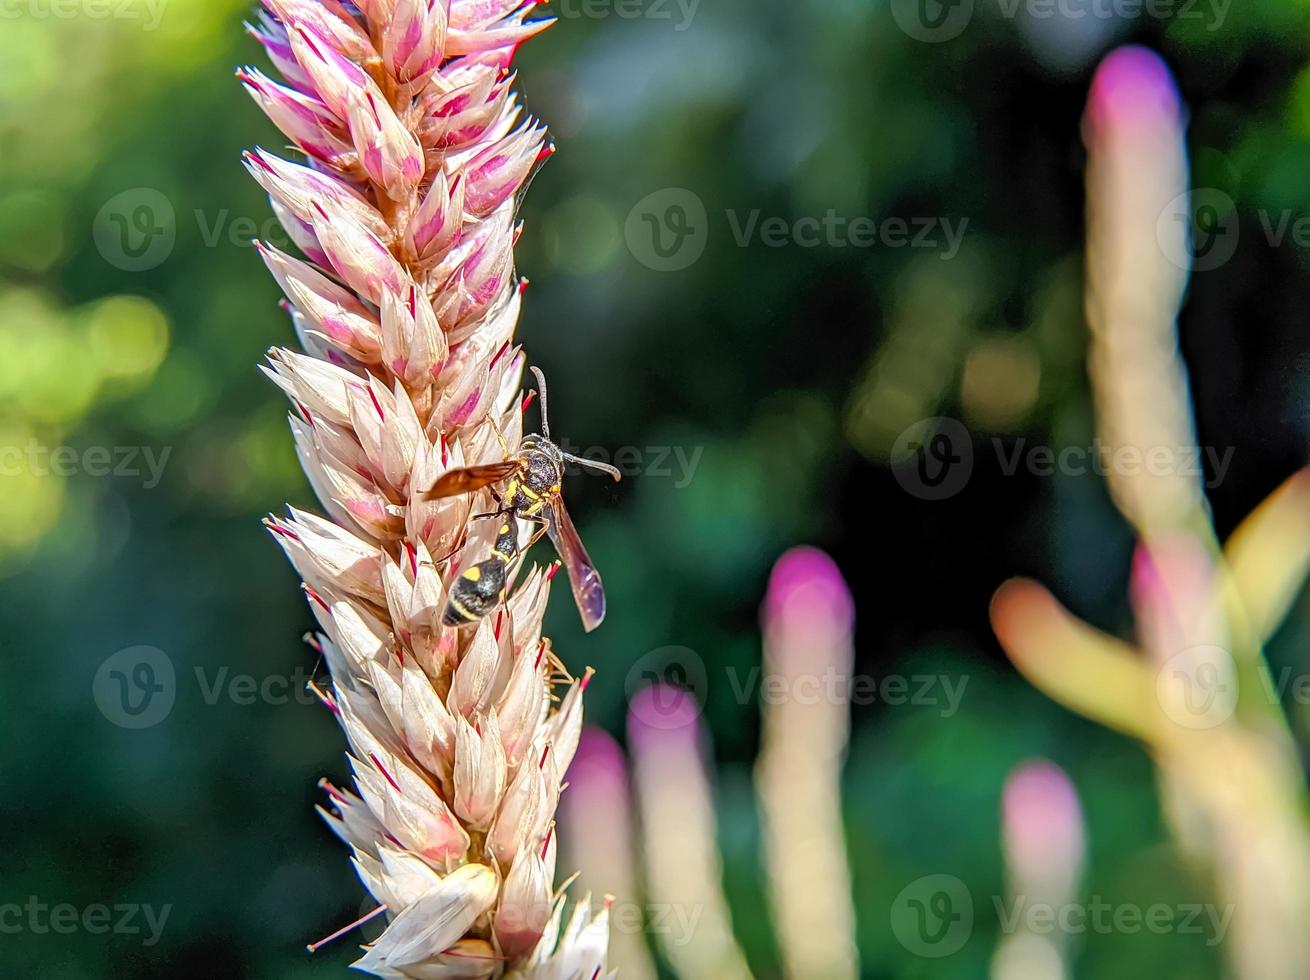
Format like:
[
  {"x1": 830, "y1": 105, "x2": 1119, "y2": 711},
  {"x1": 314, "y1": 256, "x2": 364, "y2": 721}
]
[{"x1": 5, "y1": 0, "x2": 1310, "y2": 976}]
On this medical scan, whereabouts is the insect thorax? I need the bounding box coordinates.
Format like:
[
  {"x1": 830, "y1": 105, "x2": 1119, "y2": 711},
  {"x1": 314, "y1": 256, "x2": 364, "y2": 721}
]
[{"x1": 515, "y1": 435, "x2": 564, "y2": 499}]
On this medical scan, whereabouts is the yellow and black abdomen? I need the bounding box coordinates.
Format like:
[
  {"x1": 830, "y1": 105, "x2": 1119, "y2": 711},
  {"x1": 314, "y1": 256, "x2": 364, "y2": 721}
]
[
  {"x1": 442, "y1": 521, "x2": 521, "y2": 626},
  {"x1": 442, "y1": 558, "x2": 509, "y2": 625}
]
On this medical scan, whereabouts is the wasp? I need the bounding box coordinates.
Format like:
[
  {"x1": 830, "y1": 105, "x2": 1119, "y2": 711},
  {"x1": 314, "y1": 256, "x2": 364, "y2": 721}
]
[
  {"x1": 441, "y1": 517, "x2": 524, "y2": 627},
  {"x1": 427, "y1": 367, "x2": 621, "y2": 632}
]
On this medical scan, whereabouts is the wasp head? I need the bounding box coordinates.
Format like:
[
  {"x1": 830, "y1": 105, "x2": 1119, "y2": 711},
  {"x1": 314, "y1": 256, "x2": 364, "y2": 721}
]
[{"x1": 519, "y1": 434, "x2": 563, "y2": 495}]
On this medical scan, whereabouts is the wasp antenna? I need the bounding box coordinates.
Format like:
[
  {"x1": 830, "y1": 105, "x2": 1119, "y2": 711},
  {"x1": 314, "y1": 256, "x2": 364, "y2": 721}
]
[
  {"x1": 563, "y1": 453, "x2": 622, "y2": 482},
  {"x1": 530, "y1": 365, "x2": 550, "y2": 439}
]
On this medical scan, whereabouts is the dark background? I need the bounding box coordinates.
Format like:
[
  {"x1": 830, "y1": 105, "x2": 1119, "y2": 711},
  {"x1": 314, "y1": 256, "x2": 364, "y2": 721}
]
[{"x1": 3, "y1": 0, "x2": 1310, "y2": 976}]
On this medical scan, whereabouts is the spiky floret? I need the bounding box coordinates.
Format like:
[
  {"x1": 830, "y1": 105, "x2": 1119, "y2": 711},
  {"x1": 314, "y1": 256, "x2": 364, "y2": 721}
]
[{"x1": 243, "y1": 2, "x2": 611, "y2": 975}]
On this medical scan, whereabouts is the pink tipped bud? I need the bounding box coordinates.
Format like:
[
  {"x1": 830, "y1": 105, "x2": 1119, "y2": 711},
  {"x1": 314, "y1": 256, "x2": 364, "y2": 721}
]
[
  {"x1": 386, "y1": 0, "x2": 450, "y2": 82},
  {"x1": 352, "y1": 863, "x2": 498, "y2": 973},
  {"x1": 450, "y1": 0, "x2": 525, "y2": 31},
  {"x1": 246, "y1": 13, "x2": 313, "y2": 90},
  {"x1": 464, "y1": 120, "x2": 547, "y2": 217},
  {"x1": 495, "y1": 847, "x2": 554, "y2": 959},
  {"x1": 489, "y1": 756, "x2": 552, "y2": 867},
  {"x1": 262, "y1": 0, "x2": 376, "y2": 62},
  {"x1": 453, "y1": 712, "x2": 508, "y2": 830},
  {"x1": 496, "y1": 636, "x2": 549, "y2": 768},
  {"x1": 238, "y1": 67, "x2": 352, "y2": 165},
  {"x1": 307, "y1": 199, "x2": 407, "y2": 306},
  {"x1": 433, "y1": 205, "x2": 514, "y2": 329},
  {"x1": 381, "y1": 283, "x2": 448, "y2": 387},
  {"x1": 408, "y1": 171, "x2": 465, "y2": 260},
  {"x1": 424, "y1": 69, "x2": 512, "y2": 150},
  {"x1": 288, "y1": 23, "x2": 375, "y2": 120},
  {"x1": 349, "y1": 89, "x2": 426, "y2": 201},
  {"x1": 447, "y1": 9, "x2": 554, "y2": 57},
  {"x1": 244, "y1": 148, "x2": 389, "y2": 238}
]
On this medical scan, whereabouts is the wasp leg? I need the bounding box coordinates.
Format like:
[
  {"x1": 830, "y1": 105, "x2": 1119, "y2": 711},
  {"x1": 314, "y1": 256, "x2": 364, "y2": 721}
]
[
  {"x1": 525, "y1": 524, "x2": 548, "y2": 549},
  {"x1": 486, "y1": 414, "x2": 511, "y2": 459}
]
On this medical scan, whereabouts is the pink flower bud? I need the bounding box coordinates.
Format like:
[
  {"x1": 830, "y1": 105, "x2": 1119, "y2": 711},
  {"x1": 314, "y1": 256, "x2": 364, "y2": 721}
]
[
  {"x1": 238, "y1": 67, "x2": 351, "y2": 164},
  {"x1": 288, "y1": 23, "x2": 374, "y2": 120},
  {"x1": 349, "y1": 89, "x2": 426, "y2": 200},
  {"x1": 496, "y1": 848, "x2": 554, "y2": 959},
  {"x1": 262, "y1": 0, "x2": 376, "y2": 62},
  {"x1": 464, "y1": 120, "x2": 547, "y2": 217},
  {"x1": 308, "y1": 199, "x2": 407, "y2": 305},
  {"x1": 454, "y1": 712, "x2": 508, "y2": 830},
  {"x1": 385, "y1": 0, "x2": 450, "y2": 82}
]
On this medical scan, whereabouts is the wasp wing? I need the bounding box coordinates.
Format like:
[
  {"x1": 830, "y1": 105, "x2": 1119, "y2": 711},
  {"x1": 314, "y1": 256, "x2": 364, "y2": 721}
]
[
  {"x1": 544, "y1": 498, "x2": 606, "y2": 632},
  {"x1": 423, "y1": 461, "x2": 520, "y2": 499}
]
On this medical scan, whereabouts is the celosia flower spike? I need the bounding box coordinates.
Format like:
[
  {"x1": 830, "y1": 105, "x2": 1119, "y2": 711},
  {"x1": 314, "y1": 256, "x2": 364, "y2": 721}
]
[{"x1": 243, "y1": 1, "x2": 609, "y2": 975}]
